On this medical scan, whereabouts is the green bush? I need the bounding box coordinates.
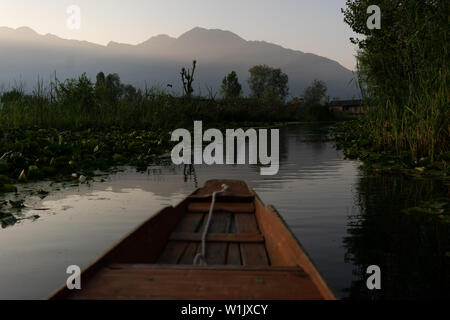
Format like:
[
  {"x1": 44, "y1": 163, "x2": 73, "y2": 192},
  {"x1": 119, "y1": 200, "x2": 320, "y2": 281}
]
[{"x1": 342, "y1": 0, "x2": 449, "y2": 161}]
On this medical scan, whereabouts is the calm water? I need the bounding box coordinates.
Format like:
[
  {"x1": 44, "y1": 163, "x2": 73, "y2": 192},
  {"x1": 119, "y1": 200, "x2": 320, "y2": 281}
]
[{"x1": 0, "y1": 124, "x2": 448, "y2": 299}]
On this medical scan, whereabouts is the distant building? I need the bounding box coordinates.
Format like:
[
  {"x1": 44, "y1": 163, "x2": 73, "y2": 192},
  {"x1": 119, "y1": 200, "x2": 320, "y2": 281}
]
[{"x1": 329, "y1": 99, "x2": 367, "y2": 114}]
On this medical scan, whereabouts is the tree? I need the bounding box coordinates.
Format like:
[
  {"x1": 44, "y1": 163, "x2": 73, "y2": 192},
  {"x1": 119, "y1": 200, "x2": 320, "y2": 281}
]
[
  {"x1": 181, "y1": 60, "x2": 197, "y2": 98},
  {"x1": 342, "y1": 0, "x2": 447, "y2": 108},
  {"x1": 94, "y1": 72, "x2": 122, "y2": 105},
  {"x1": 221, "y1": 71, "x2": 242, "y2": 100},
  {"x1": 55, "y1": 73, "x2": 95, "y2": 110},
  {"x1": 95, "y1": 72, "x2": 105, "y2": 88},
  {"x1": 248, "y1": 65, "x2": 289, "y2": 101},
  {"x1": 122, "y1": 84, "x2": 137, "y2": 100},
  {"x1": 342, "y1": 0, "x2": 449, "y2": 159},
  {"x1": 105, "y1": 73, "x2": 122, "y2": 98},
  {"x1": 303, "y1": 80, "x2": 327, "y2": 106}
]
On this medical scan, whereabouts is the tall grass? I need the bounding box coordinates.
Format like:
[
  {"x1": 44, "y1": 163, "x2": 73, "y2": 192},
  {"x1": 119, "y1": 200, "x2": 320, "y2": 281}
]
[
  {"x1": 0, "y1": 74, "x2": 337, "y2": 131},
  {"x1": 362, "y1": 63, "x2": 449, "y2": 161},
  {"x1": 344, "y1": 0, "x2": 449, "y2": 161}
]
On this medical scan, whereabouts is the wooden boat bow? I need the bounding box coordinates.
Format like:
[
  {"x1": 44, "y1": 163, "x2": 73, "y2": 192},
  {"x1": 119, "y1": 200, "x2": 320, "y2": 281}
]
[{"x1": 49, "y1": 180, "x2": 336, "y2": 300}]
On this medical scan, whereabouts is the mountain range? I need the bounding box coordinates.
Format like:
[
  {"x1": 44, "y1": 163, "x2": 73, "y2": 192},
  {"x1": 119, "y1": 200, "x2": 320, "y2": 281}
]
[{"x1": 0, "y1": 26, "x2": 359, "y2": 99}]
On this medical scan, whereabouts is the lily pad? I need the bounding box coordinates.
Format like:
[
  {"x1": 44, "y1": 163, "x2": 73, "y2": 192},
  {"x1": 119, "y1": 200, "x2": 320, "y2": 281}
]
[
  {"x1": 9, "y1": 200, "x2": 25, "y2": 209},
  {"x1": 0, "y1": 213, "x2": 18, "y2": 228}
]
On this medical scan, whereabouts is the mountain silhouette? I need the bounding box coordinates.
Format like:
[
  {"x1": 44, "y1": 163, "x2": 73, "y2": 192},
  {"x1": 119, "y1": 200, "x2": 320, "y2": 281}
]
[{"x1": 0, "y1": 26, "x2": 359, "y2": 99}]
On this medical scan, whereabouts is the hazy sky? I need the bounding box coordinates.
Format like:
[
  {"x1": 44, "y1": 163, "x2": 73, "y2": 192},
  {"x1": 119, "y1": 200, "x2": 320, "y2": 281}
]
[{"x1": 0, "y1": 0, "x2": 358, "y2": 70}]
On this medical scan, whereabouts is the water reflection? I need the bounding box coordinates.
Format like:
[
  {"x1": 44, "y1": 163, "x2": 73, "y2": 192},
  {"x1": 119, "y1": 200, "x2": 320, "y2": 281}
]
[
  {"x1": 344, "y1": 175, "x2": 449, "y2": 299},
  {"x1": 183, "y1": 164, "x2": 199, "y2": 188},
  {"x1": 0, "y1": 123, "x2": 447, "y2": 299}
]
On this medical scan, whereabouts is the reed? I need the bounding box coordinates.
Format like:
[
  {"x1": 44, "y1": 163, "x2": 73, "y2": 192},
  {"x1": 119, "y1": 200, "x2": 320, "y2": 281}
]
[{"x1": 343, "y1": 0, "x2": 449, "y2": 162}]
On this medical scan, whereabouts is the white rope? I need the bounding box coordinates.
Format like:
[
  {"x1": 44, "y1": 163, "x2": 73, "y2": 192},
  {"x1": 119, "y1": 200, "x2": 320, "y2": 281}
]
[{"x1": 193, "y1": 184, "x2": 229, "y2": 266}]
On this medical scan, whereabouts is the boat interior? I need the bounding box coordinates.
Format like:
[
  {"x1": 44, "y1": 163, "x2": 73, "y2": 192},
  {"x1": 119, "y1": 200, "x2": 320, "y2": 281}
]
[{"x1": 50, "y1": 180, "x2": 335, "y2": 300}]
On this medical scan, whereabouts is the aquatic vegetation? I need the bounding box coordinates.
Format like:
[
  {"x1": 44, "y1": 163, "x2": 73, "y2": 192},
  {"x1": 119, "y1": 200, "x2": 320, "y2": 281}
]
[
  {"x1": 403, "y1": 198, "x2": 450, "y2": 224},
  {"x1": 32, "y1": 188, "x2": 49, "y2": 198},
  {"x1": 332, "y1": 120, "x2": 449, "y2": 179},
  {"x1": 0, "y1": 212, "x2": 17, "y2": 228},
  {"x1": 9, "y1": 200, "x2": 25, "y2": 209},
  {"x1": 0, "y1": 127, "x2": 172, "y2": 188},
  {"x1": 342, "y1": 1, "x2": 449, "y2": 163},
  {"x1": 0, "y1": 71, "x2": 342, "y2": 194}
]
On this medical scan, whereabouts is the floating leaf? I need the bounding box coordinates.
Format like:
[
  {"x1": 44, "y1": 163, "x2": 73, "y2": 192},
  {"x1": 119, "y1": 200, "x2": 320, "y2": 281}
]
[{"x1": 9, "y1": 200, "x2": 25, "y2": 209}]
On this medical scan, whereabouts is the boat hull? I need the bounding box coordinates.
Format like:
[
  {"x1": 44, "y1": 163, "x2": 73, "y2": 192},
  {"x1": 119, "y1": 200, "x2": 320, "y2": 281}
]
[{"x1": 49, "y1": 180, "x2": 335, "y2": 300}]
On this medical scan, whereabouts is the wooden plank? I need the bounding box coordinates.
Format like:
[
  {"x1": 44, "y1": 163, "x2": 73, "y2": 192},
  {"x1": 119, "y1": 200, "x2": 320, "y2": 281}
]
[
  {"x1": 169, "y1": 232, "x2": 264, "y2": 243},
  {"x1": 240, "y1": 243, "x2": 269, "y2": 266},
  {"x1": 156, "y1": 241, "x2": 188, "y2": 264},
  {"x1": 209, "y1": 212, "x2": 232, "y2": 233},
  {"x1": 253, "y1": 197, "x2": 336, "y2": 300},
  {"x1": 108, "y1": 264, "x2": 303, "y2": 272},
  {"x1": 197, "y1": 212, "x2": 232, "y2": 233},
  {"x1": 193, "y1": 180, "x2": 252, "y2": 197},
  {"x1": 66, "y1": 268, "x2": 324, "y2": 300},
  {"x1": 174, "y1": 213, "x2": 204, "y2": 233},
  {"x1": 235, "y1": 213, "x2": 269, "y2": 266},
  {"x1": 178, "y1": 243, "x2": 199, "y2": 265},
  {"x1": 204, "y1": 243, "x2": 228, "y2": 265},
  {"x1": 227, "y1": 243, "x2": 242, "y2": 265},
  {"x1": 198, "y1": 212, "x2": 232, "y2": 265},
  {"x1": 234, "y1": 213, "x2": 260, "y2": 234},
  {"x1": 189, "y1": 194, "x2": 255, "y2": 203},
  {"x1": 101, "y1": 204, "x2": 187, "y2": 264},
  {"x1": 188, "y1": 202, "x2": 254, "y2": 213},
  {"x1": 159, "y1": 212, "x2": 206, "y2": 265}
]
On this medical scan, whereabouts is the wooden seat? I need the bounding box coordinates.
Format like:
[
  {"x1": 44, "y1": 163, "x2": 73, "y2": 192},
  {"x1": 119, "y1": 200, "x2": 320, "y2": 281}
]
[
  {"x1": 157, "y1": 197, "x2": 268, "y2": 266},
  {"x1": 66, "y1": 266, "x2": 324, "y2": 300}
]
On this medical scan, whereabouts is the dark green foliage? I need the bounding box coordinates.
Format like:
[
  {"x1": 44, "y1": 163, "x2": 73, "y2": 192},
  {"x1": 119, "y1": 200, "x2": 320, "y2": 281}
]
[
  {"x1": 0, "y1": 89, "x2": 24, "y2": 105},
  {"x1": 0, "y1": 127, "x2": 170, "y2": 184},
  {"x1": 248, "y1": 65, "x2": 289, "y2": 101},
  {"x1": 333, "y1": 120, "x2": 449, "y2": 178},
  {"x1": 221, "y1": 71, "x2": 242, "y2": 100},
  {"x1": 0, "y1": 70, "x2": 342, "y2": 187},
  {"x1": 342, "y1": 0, "x2": 449, "y2": 161},
  {"x1": 95, "y1": 72, "x2": 105, "y2": 87},
  {"x1": 0, "y1": 71, "x2": 338, "y2": 130},
  {"x1": 94, "y1": 73, "x2": 123, "y2": 106},
  {"x1": 304, "y1": 80, "x2": 328, "y2": 106}
]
